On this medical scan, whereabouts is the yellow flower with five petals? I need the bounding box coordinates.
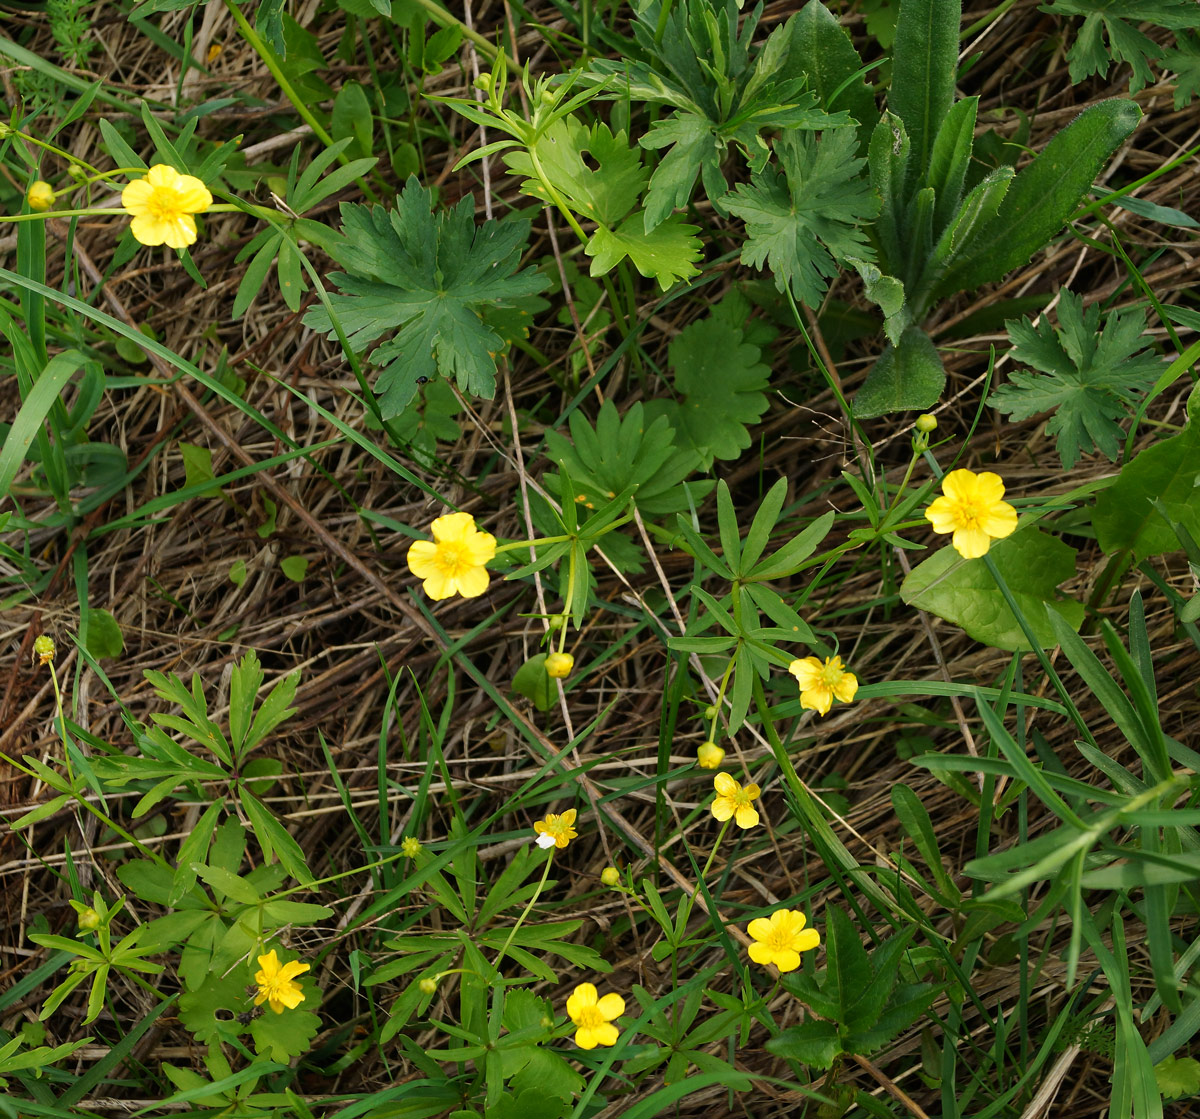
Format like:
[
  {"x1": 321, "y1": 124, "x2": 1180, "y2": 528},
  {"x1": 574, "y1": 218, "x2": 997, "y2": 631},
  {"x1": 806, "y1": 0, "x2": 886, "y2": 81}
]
[
  {"x1": 121, "y1": 164, "x2": 212, "y2": 249},
  {"x1": 787, "y1": 655, "x2": 858, "y2": 717},
  {"x1": 566, "y1": 982, "x2": 624, "y2": 1048},
  {"x1": 710, "y1": 772, "x2": 760, "y2": 829},
  {"x1": 534, "y1": 808, "x2": 578, "y2": 849},
  {"x1": 747, "y1": 909, "x2": 820, "y2": 972},
  {"x1": 925, "y1": 468, "x2": 1018, "y2": 559},
  {"x1": 253, "y1": 949, "x2": 309, "y2": 1014},
  {"x1": 406, "y1": 512, "x2": 496, "y2": 600}
]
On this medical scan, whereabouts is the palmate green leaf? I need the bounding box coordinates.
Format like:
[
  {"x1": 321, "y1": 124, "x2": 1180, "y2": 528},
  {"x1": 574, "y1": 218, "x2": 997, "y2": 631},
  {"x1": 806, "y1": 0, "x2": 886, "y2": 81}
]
[
  {"x1": 1042, "y1": 0, "x2": 1199, "y2": 91},
  {"x1": 503, "y1": 117, "x2": 647, "y2": 226},
  {"x1": 901, "y1": 527, "x2": 1084, "y2": 650},
  {"x1": 644, "y1": 315, "x2": 771, "y2": 467},
  {"x1": 725, "y1": 129, "x2": 878, "y2": 308},
  {"x1": 581, "y1": 0, "x2": 847, "y2": 229},
  {"x1": 303, "y1": 178, "x2": 549, "y2": 417},
  {"x1": 990, "y1": 290, "x2": 1163, "y2": 469},
  {"x1": 543, "y1": 399, "x2": 707, "y2": 516}
]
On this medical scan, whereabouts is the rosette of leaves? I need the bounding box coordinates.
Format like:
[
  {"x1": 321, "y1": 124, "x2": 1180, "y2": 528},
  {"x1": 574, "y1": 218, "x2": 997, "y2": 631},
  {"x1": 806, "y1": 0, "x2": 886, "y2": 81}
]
[
  {"x1": 303, "y1": 178, "x2": 549, "y2": 418},
  {"x1": 543, "y1": 399, "x2": 712, "y2": 517},
  {"x1": 578, "y1": 0, "x2": 853, "y2": 229}
]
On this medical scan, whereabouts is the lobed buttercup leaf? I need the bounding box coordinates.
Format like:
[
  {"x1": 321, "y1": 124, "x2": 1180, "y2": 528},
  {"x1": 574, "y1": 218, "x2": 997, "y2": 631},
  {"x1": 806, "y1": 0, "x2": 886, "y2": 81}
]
[
  {"x1": 724, "y1": 129, "x2": 879, "y2": 308},
  {"x1": 989, "y1": 289, "x2": 1163, "y2": 469},
  {"x1": 303, "y1": 178, "x2": 549, "y2": 417},
  {"x1": 1041, "y1": 0, "x2": 1200, "y2": 92}
]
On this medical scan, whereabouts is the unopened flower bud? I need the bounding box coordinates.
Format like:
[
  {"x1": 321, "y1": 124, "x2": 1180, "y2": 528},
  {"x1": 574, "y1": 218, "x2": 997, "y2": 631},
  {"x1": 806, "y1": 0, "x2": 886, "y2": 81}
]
[
  {"x1": 703, "y1": 705, "x2": 718, "y2": 720},
  {"x1": 33, "y1": 634, "x2": 56, "y2": 665},
  {"x1": 474, "y1": 71, "x2": 492, "y2": 91},
  {"x1": 545, "y1": 652, "x2": 574, "y2": 679},
  {"x1": 27, "y1": 181, "x2": 54, "y2": 211},
  {"x1": 697, "y1": 742, "x2": 725, "y2": 769},
  {"x1": 915, "y1": 413, "x2": 937, "y2": 434},
  {"x1": 600, "y1": 866, "x2": 620, "y2": 887},
  {"x1": 76, "y1": 906, "x2": 101, "y2": 930},
  {"x1": 418, "y1": 977, "x2": 438, "y2": 995}
]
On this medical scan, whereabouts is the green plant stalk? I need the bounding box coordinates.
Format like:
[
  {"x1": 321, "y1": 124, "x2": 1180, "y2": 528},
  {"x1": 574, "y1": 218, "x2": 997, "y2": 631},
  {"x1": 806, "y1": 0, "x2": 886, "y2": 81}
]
[
  {"x1": 222, "y1": 0, "x2": 379, "y2": 204},
  {"x1": 707, "y1": 656, "x2": 737, "y2": 744},
  {"x1": 492, "y1": 850, "x2": 554, "y2": 972}
]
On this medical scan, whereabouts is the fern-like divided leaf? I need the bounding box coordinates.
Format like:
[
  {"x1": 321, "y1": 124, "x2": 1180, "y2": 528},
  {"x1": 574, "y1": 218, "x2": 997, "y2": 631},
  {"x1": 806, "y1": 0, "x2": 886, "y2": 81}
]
[
  {"x1": 303, "y1": 178, "x2": 549, "y2": 418},
  {"x1": 989, "y1": 290, "x2": 1163, "y2": 469}
]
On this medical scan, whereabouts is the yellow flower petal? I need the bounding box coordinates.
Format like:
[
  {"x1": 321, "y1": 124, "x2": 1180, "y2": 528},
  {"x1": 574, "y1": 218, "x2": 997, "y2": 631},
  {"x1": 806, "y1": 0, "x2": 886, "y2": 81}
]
[
  {"x1": 710, "y1": 798, "x2": 735, "y2": 822},
  {"x1": 713, "y1": 772, "x2": 739, "y2": 797},
  {"x1": 747, "y1": 917, "x2": 773, "y2": 942},
  {"x1": 595, "y1": 993, "x2": 625, "y2": 1020},
  {"x1": 734, "y1": 803, "x2": 760, "y2": 829},
  {"x1": 953, "y1": 526, "x2": 992, "y2": 559},
  {"x1": 788, "y1": 657, "x2": 822, "y2": 688},
  {"x1": 406, "y1": 539, "x2": 442, "y2": 578}
]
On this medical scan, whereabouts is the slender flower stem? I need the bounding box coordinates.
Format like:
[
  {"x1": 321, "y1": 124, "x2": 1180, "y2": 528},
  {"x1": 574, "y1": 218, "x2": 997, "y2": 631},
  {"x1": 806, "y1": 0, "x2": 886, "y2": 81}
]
[
  {"x1": 493, "y1": 851, "x2": 554, "y2": 971},
  {"x1": 708, "y1": 657, "x2": 737, "y2": 743}
]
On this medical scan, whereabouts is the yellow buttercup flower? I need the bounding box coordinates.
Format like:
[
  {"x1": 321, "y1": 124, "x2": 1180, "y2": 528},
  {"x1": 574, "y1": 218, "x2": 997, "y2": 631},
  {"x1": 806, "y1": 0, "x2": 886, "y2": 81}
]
[
  {"x1": 747, "y1": 909, "x2": 820, "y2": 973},
  {"x1": 27, "y1": 180, "x2": 55, "y2": 211},
  {"x1": 534, "y1": 808, "x2": 578, "y2": 849},
  {"x1": 253, "y1": 949, "x2": 309, "y2": 1013},
  {"x1": 710, "y1": 772, "x2": 760, "y2": 829},
  {"x1": 788, "y1": 655, "x2": 858, "y2": 717},
  {"x1": 566, "y1": 982, "x2": 624, "y2": 1049},
  {"x1": 121, "y1": 164, "x2": 213, "y2": 249},
  {"x1": 925, "y1": 468, "x2": 1018, "y2": 559},
  {"x1": 406, "y1": 511, "x2": 496, "y2": 600}
]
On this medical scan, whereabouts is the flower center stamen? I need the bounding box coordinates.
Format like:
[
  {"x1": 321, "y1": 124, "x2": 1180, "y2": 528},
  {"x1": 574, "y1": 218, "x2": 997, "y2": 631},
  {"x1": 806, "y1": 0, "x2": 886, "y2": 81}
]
[{"x1": 577, "y1": 1006, "x2": 605, "y2": 1028}]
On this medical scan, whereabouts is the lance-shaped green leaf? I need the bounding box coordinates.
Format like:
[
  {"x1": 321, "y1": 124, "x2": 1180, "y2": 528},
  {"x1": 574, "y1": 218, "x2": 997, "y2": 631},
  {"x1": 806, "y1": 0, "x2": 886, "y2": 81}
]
[
  {"x1": 933, "y1": 98, "x2": 1142, "y2": 299},
  {"x1": 868, "y1": 111, "x2": 911, "y2": 273},
  {"x1": 910, "y1": 166, "x2": 1014, "y2": 315},
  {"x1": 888, "y1": 0, "x2": 960, "y2": 194},
  {"x1": 926, "y1": 95, "x2": 978, "y2": 233},
  {"x1": 786, "y1": 0, "x2": 877, "y2": 151}
]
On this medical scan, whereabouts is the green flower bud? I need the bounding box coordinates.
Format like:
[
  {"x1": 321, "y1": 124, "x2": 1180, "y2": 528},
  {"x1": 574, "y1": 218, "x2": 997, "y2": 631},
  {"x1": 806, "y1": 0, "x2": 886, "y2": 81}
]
[
  {"x1": 600, "y1": 866, "x2": 620, "y2": 887},
  {"x1": 545, "y1": 652, "x2": 574, "y2": 679},
  {"x1": 915, "y1": 413, "x2": 937, "y2": 433}
]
